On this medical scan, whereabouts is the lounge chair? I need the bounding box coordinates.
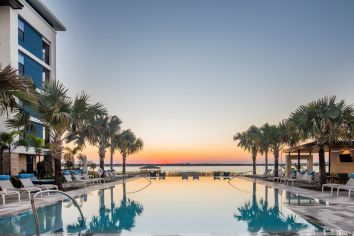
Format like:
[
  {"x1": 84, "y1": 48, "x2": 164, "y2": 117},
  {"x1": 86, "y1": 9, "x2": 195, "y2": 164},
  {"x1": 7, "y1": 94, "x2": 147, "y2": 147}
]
[
  {"x1": 30, "y1": 176, "x2": 55, "y2": 185},
  {"x1": 71, "y1": 171, "x2": 96, "y2": 186},
  {"x1": 0, "y1": 190, "x2": 21, "y2": 205},
  {"x1": 18, "y1": 174, "x2": 58, "y2": 191},
  {"x1": 268, "y1": 170, "x2": 284, "y2": 182},
  {"x1": 63, "y1": 171, "x2": 88, "y2": 187},
  {"x1": 159, "y1": 172, "x2": 166, "y2": 180},
  {"x1": 213, "y1": 172, "x2": 221, "y2": 180},
  {"x1": 0, "y1": 175, "x2": 20, "y2": 205},
  {"x1": 322, "y1": 175, "x2": 354, "y2": 195},
  {"x1": 256, "y1": 169, "x2": 272, "y2": 179},
  {"x1": 82, "y1": 173, "x2": 104, "y2": 184},
  {"x1": 222, "y1": 172, "x2": 231, "y2": 180},
  {"x1": 0, "y1": 175, "x2": 41, "y2": 200},
  {"x1": 181, "y1": 173, "x2": 188, "y2": 180},
  {"x1": 149, "y1": 172, "x2": 157, "y2": 180},
  {"x1": 323, "y1": 174, "x2": 354, "y2": 197},
  {"x1": 111, "y1": 172, "x2": 123, "y2": 180},
  {"x1": 192, "y1": 172, "x2": 199, "y2": 180},
  {"x1": 287, "y1": 171, "x2": 317, "y2": 186}
]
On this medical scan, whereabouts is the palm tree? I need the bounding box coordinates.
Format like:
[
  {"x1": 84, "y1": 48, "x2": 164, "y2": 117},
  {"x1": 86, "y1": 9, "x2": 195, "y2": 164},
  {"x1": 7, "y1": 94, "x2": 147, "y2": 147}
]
[
  {"x1": 26, "y1": 134, "x2": 46, "y2": 174},
  {"x1": 0, "y1": 131, "x2": 18, "y2": 175},
  {"x1": 36, "y1": 80, "x2": 72, "y2": 188},
  {"x1": 289, "y1": 96, "x2": 354, "y2": 186},
  {"x1": 234, "y1": 126, "x2": 261, "y2": 175},
  {"x1": 260, "y1": 123, "x2": 272, "y2": 172},
  {"x1": 63, "y1": 146, "x2": 81, "y2": 169},
  {"x1": 84, "y1": 115, "x2": 111, "y2": 170},
  {"x1": 107, "y1": 116, "x2": 122, "y2": 171},
  {"x1": 116, "y1": 130, "x2": 144, "y2": 175},
  {"x1": 0, "y1": 64, "x2": 37, "y2": 116}
]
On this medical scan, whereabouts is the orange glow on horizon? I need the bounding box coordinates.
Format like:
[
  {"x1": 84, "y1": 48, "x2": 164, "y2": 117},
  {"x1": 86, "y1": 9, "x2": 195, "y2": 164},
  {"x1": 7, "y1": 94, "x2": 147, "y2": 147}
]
[{"x1": 77, "y1": 143, "x2": 256, "y2": 164}]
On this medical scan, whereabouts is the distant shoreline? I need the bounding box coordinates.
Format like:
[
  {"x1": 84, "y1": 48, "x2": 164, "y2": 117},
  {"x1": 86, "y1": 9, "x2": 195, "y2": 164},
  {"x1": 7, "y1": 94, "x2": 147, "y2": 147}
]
[{"x1": 101, "y1": 163, "x2": 322, "y2": 166}]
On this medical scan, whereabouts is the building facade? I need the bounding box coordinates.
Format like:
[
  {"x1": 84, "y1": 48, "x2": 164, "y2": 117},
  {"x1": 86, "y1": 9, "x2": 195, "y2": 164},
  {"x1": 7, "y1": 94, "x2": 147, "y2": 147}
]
[{"x1": 0, "y1": 0, "x2": 65, "y2": 175}]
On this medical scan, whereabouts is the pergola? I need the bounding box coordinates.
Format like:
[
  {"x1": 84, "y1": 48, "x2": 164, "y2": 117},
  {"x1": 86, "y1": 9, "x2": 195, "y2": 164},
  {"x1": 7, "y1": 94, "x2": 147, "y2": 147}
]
[
  {"x1": 283, "y1": 141, "x2": 354, "y2": 177},
  {"x1": 139, "y1": 165, "x2": 161, "y2": 172}
]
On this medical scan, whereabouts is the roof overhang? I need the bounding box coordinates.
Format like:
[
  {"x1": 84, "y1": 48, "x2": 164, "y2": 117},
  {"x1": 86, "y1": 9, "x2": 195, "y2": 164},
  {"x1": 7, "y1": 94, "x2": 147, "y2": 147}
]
[
  {"x1": 283, "y1": 141, "x2": 354, "y2": 153},
  {"x1": 24, "y1": 0, "x2": 66, "y2": 31},
  {"x1": 0, "y1": 0, "x2": 24, "y2": 9}
]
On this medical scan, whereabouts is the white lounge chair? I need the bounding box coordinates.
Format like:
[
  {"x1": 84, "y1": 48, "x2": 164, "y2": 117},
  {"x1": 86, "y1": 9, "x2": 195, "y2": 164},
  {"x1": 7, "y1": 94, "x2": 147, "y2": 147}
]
[
  {"x1": 256, "y1": 169, "x2": 272, "y2": 179},
  {"x1": 287, "y1": 172, "x2": 316, "y2": 186},
  {"x1": 18, "y1": 174, "x2": 58, "y2": 191},
  {"x1": 71, "y1": 173, "x2": 95, "y2": 186},
  {"x1": 83, "y1": 173, "x2": 104, "y2": 183},
  {"x1": 330, "y1": 174, "x2": 354, "y2": 197},
  {"x1": 63, "y1": 173, "x2": 88, "y2": 187},
  {"x1": 323, "y1": 174, "x2": 354, "y2": 196},
  {"x1": 0, "y1": 190, "x2": 20, "y2": 205},
  {"x1": 0, "y1": 175, "x2": 41, "y2": 200}
]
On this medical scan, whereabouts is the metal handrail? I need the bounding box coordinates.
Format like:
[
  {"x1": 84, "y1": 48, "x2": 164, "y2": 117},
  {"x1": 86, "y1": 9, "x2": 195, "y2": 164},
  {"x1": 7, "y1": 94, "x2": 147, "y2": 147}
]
[{"x1": 31, "y1": 190, "x2": 85, "y2": 236}]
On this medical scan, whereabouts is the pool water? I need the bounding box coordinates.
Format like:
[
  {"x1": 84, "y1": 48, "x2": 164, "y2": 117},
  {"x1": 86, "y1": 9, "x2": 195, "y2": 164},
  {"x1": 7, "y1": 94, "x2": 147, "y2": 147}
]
[{"x1": 0, "y1": 177, "x2": 327, "y2": 235}]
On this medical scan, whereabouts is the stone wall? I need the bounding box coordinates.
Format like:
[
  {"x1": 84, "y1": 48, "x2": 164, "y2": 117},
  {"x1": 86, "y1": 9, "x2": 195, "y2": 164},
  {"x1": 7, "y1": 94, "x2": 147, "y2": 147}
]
[{"x1": 1, "y1": 153, "x2": 27, "y2": 175}]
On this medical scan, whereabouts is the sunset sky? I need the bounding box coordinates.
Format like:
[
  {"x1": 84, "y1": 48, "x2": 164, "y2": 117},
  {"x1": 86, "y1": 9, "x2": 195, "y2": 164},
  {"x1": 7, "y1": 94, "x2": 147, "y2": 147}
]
[{"x1": 43, "y1": 0, "x2": 354, "y2": 164}]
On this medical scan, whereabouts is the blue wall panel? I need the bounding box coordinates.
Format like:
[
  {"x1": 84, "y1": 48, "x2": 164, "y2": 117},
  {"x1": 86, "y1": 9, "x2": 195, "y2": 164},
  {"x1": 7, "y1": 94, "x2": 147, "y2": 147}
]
[{"x1": 18, "y1": 18, "x2": 43, "y2": 60}]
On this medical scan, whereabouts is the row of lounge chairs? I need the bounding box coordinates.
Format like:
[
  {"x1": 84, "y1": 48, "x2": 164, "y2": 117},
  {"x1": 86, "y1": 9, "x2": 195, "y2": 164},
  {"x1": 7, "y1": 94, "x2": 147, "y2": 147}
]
[
  {"x1": 179, "y1": 172, "x2": 231, "y2": 180},
  {"x1": 213, "y1": 172, "x2": 231, "y2": 180},
  {"x1": 63, "y1": 170, "x2": 104, "y2": 187},
  {"x1": 0, "y1": 174, "x2": 58, "y2": 205},
  {"x1": 104, "y1": 171, "x2": 124, "y2": 181},
  {"x1": 258, "y1": 169, "x2": 354, "y2": 198}
]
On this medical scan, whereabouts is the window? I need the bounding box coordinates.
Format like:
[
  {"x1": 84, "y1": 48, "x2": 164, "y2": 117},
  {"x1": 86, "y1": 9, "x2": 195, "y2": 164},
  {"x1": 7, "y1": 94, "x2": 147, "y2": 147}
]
[
  {"x1": 42, "y1": 41, "x2": 50, "y2": 65},
  {"x1": 42, "y1": 68, "x2": 50, "y2": 83},
  {"x1": 18, "y1": 18, "x2": 25, "y2": 42},
  {"x1": 18, "y1": 53, "x2": 25, "y2": 75}
]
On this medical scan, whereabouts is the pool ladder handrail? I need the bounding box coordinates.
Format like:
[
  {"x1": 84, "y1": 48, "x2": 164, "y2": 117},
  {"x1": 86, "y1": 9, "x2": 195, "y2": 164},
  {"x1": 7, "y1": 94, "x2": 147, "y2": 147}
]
[{"x1": 31, "y1": 190, "x2": 86, "y2": 236}]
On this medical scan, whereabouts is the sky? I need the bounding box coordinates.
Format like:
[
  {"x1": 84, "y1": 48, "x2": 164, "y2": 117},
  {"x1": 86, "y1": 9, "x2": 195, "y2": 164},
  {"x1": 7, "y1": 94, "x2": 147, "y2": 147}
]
[{"x1": 42, "y1": 0, "x2": 354, "y2": 164}]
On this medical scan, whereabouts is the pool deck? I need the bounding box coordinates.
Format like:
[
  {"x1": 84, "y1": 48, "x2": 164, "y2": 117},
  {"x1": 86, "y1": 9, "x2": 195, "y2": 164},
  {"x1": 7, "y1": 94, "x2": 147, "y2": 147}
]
[
  {"x1": 0, "y1": 177, "x2": 140, "y2": 218},
  {"x1": 239, "y1": 176, "x2": 354, "y2": 235}
]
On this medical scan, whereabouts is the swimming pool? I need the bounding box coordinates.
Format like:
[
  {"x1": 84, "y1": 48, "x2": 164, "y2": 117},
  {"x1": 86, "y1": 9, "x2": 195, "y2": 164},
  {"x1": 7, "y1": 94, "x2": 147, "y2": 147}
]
[{"x1": 0, "y1": 177, "x2": 327, "y2": 235}]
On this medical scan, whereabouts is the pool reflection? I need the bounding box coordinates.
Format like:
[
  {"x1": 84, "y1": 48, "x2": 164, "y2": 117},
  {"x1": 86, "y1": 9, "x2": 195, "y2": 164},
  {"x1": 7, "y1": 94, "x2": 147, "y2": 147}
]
[
  {"x1": 234, "y1": 183, "x2": 309, "y2": 234},
  {"x1": 77, "y1": 182, "x2": 143, "y2": 234}
]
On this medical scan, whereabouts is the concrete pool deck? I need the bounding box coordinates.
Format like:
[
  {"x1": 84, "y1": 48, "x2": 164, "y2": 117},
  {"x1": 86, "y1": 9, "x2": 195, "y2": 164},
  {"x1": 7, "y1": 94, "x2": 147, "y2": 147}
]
[{"x1": 239, "y1": 176, "x2": 354, "y2": 235}]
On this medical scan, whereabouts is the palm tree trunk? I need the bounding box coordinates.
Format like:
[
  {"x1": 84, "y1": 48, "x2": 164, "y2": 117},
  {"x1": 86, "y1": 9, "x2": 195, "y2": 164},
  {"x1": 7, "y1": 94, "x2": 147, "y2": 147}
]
[
  {"x1": 318, "y1": 144, "x2": 326, "y2": 186},
  {"x1": 274, "y1": 146, "x2": 279, "y2": 177},
  {"x1": 110, "y1": 147, "x2": 113, "y2": 172},
  {"x1": 52, "y1": 139, "x2": 63, "y2": 189},
  {"x1": 99, "y1": 147, "x2": 106, "y2": 170},
  {"x1": 252, "y1": 154, "x2": 256, "y2": 175},
  {"x1": 122, "y1": 154, "x2": 126, "y2": 175},
  {"x1": 8, "y1": 146, "x2": 11, "y2": 175},
  {"x1": 265, "y1": 151, "x2": 268, "y2": 172},
  {"x1": 0, "y1": 147, "x2": 3, "y2": 174}
]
